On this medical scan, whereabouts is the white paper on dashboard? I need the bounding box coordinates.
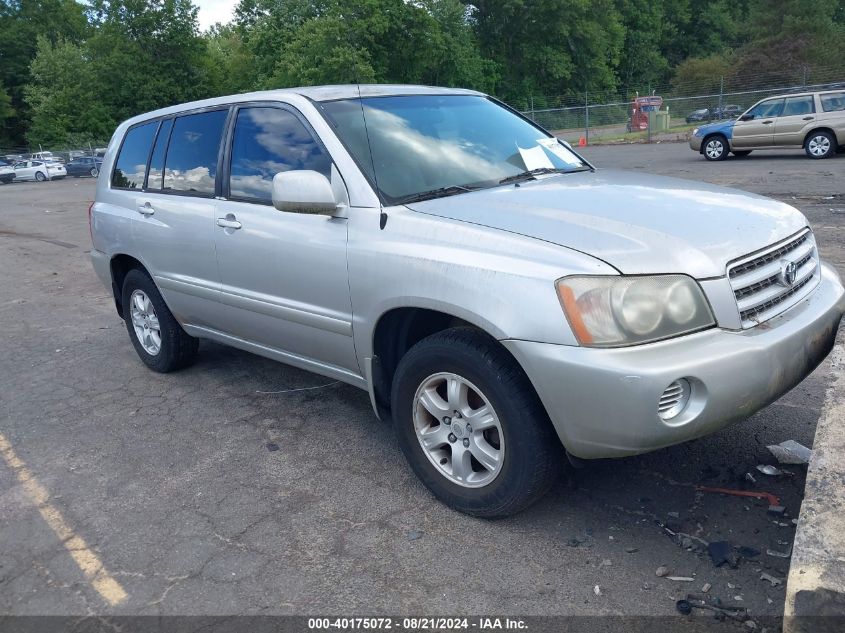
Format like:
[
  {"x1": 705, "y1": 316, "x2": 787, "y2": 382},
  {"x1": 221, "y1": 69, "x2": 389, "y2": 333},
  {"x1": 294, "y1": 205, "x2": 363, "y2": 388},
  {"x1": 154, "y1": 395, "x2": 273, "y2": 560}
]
[
  {"x1": 537, "y1": 137, "x2": 583, "y2": 165},
  {"x1": 517, "y1": 144, "x2": 555, "y2": 170}
]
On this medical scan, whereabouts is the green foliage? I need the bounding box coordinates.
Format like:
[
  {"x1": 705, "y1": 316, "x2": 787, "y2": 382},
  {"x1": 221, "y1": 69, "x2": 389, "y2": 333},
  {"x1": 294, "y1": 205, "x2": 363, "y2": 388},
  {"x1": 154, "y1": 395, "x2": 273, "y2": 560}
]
[{"x1": 4, "y1": 0, "x2": 843, "y2": 147}]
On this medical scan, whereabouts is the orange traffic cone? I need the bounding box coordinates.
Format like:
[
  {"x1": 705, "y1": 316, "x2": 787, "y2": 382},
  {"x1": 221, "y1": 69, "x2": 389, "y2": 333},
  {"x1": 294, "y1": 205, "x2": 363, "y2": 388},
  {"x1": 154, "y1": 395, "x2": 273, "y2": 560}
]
[{"x1": 578, "y1": 136, "x2": 587, "y2": 147}]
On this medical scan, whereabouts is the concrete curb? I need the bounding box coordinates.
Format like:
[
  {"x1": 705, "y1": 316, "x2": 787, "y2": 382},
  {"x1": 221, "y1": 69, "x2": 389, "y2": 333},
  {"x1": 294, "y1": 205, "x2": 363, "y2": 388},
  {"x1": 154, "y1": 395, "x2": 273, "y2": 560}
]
[{"x1": 784, "y1": 343, "x2": 845, "y2": 630}]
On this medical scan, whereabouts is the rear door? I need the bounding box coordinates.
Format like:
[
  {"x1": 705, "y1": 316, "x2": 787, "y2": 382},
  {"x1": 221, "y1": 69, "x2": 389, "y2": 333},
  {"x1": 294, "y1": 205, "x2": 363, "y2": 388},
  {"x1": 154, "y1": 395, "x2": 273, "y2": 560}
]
[
  {"x1": 773, "y1": 95, "x2": 816, "y2": 146},
  {"x1": 732, "y1": 98, "x2": 783, "y2": 148},
  {"x1": 212, "y1": 103, "x2": 358, "y2": 374},
  {"x1": 124, "y1": 109, "x2": 229, "y2": 329}
]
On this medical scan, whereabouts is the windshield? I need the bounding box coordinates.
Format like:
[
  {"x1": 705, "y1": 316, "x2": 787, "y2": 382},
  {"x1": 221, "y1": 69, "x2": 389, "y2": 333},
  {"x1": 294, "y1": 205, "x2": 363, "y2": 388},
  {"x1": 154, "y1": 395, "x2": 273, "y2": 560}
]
[{"x1": 319, "y1": 95, "x2": 588, "y2": 204}]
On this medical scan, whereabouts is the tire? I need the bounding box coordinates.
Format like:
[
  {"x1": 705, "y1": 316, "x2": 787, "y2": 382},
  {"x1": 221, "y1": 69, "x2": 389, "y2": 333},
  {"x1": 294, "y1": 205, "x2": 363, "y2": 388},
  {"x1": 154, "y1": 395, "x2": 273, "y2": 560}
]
[
  {"x1": 805, "y1": 131, "x2": 836, "y2": 159},
  {"x1": 703, "y1": 135, "x2": 729, "y2": 161},
  {"x1": 121, "y1": 268, "x2": 198, "y2": 373},
  {"x1": 90, "y1": 167, "x2": 99, "y2": 177},
  {"x1": 391, "y1": 328, "x2": 563, "y2": 518},
  {"x1": 35, "y1": 171, "x2": 47, "y2": 182},
  {"x1": 732, "y1": 150, "x2": 752, "y2": 157}
]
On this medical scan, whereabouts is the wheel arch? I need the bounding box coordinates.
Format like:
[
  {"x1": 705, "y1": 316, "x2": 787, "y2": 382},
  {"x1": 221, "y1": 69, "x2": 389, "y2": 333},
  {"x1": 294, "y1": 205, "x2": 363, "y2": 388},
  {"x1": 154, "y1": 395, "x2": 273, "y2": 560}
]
[
  {"x1": 700, "y1": 132, "x2": 728, "y2": 154},
  {"x1": 368, "y1": 306, "x2": 522, "y2": 419},
  {"x1": 109, "y1": 253, "x2": 149, "y2": 318}
]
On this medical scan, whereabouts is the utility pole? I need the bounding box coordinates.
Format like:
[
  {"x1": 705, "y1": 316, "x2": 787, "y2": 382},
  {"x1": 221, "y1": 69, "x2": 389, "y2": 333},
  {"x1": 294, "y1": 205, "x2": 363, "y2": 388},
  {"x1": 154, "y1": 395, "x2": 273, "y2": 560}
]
[{"x1": 719, "y1": 76, "x2": 724, "y2": 111}]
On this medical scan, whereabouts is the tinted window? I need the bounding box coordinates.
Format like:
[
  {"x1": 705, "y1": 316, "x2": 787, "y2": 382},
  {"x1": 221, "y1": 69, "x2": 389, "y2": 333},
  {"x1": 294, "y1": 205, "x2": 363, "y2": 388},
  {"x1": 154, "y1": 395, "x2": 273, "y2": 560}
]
[
  {"x1": 783, "y1": 96, "x2": 814, "y2": 116},
  {"x1": 163, "y1": 110, "x2": 227, "y2": 196},
  {"x1": 820, "y1": 92, "x2": 845, "y2": 112},
  {"x1": 112, "y1": 121, "x2": 157, "y2": 189},
  {"x1": 147, "y1": 118, "x2": 174, "y2": 191},
  {"x1": 228, "y1": 107, "x2": 331, "y2": 203},
  {"x1": 745, "y1": 99, "x2": 784, "y2": 119}
]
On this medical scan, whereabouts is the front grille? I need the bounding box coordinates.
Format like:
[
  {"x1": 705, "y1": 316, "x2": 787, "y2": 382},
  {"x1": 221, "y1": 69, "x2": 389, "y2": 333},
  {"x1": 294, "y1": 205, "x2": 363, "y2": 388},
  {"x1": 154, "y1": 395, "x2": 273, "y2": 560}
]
[{"x1": 727, "y1": 229, "x2": 820, "y2": 328}]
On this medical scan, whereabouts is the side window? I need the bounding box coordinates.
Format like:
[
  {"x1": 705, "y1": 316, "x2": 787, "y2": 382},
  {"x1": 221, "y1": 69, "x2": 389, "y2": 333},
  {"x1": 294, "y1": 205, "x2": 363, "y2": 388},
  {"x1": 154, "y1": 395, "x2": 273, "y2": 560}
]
[
  {"x1": 820, "y1": 92, "x2": 845, "y2": 113},
  {"x1": 228, "y1": 106, "x2": 332, "y2": 204},
  {"x1": 112, "y1": 121, "x2": 157, "y2": 189},
  {"x1": 146, "y1": 118, "x2": 174, "y2": 191},
  {"x1": 746, "y1": 99, "x2": 784, "y2": 119},
  {"x1": 163, "y1": 110, "x2": 228, "y2": 196},
  {"x1": 782, "y1": 96, "x2": 815, "y2": 117}
]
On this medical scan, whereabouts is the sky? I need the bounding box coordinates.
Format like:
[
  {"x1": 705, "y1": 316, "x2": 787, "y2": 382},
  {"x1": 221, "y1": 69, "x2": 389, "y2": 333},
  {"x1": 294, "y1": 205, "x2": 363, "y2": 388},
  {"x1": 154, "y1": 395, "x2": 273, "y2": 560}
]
[{"x1": 194, "y1": 0, "x2": 235, "y2": 30}]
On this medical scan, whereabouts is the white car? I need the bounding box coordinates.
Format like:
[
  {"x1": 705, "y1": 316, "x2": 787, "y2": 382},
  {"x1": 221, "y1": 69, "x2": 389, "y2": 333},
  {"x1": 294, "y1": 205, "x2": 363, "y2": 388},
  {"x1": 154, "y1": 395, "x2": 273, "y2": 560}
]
[{"x1": 13, "y1": 160, "x2": 67, "y2": 182}]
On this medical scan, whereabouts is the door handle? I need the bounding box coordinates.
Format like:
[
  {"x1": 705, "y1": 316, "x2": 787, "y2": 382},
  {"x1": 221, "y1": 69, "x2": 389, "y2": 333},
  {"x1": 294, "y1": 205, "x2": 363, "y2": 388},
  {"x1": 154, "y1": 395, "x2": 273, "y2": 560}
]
[
  {"x1": 137, "y1": 202, "x2": 154, "y2": 216},
  {"x1": 216, "y1": 217, "x2": 242, "y2": 230},
  {"x1": 802, "y1": 116, "x2": 814, "y2": 121},
  {"x1": 761, "y1": 120, "x2": 773, "y2": 125}
]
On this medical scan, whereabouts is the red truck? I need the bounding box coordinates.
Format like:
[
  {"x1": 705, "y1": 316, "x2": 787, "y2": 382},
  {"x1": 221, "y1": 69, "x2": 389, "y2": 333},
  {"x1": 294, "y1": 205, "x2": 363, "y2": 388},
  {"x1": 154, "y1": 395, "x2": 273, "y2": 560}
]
[{"x1": 627, "y1": 96, "x2": 663, "y2": 132}]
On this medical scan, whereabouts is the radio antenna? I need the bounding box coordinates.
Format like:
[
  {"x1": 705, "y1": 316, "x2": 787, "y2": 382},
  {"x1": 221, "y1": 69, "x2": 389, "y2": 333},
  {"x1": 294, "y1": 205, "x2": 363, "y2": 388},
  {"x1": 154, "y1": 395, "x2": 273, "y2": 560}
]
[{"x1": 356, "y1": 83, "x2": 387, "y2": 230}]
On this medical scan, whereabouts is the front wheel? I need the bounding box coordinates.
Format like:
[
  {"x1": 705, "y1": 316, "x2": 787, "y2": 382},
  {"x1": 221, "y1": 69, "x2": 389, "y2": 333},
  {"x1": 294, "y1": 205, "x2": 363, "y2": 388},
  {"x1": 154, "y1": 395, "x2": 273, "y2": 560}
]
[
  {"x1": 806, "y1": 131, "x2": 836, "y2": 159},
  {"x1": 121, "y1": 268, "x2": 198, "y2": 372},
  {"x1": 90, "y1": 167, "x2": 99, "y2": 177},
  {"x1": 391, "y1": 328, "x2": 563, "y2": 518},
  {"x1": 703, "y1": 135, "x2": 729, "y2": 161}
]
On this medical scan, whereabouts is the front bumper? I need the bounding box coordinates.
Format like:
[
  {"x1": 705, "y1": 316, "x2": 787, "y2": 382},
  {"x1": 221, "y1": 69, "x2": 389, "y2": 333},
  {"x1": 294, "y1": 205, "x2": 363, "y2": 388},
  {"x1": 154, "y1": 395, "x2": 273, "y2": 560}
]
[
  {"x1": 503, "y1": 263, "x2": 844, "y2": 459},
  {"x1": 689, "y1": 135, "x2": 703, "y2": 152}
]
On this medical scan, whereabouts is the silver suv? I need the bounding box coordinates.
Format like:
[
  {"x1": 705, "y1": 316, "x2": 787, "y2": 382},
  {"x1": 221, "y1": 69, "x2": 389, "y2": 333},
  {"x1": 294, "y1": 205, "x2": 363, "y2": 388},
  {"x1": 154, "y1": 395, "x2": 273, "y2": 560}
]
[{"x1": 91, "y1": 85, "x2": 845, "y2": 517}]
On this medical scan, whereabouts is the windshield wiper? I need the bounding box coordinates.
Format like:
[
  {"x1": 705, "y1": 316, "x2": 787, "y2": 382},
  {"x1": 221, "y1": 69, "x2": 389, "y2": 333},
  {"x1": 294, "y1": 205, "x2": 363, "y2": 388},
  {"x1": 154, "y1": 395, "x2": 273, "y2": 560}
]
[
  {"x1": 396, "y1": 184, "x2": 479, "y2": 205},
  {"x1": 498, "y1": 166, "x2": 590, "y2": 185}
]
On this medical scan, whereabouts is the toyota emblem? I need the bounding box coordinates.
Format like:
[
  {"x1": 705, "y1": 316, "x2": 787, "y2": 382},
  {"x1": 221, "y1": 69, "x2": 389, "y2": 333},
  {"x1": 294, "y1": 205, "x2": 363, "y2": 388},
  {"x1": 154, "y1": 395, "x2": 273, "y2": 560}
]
[{"x1": 779, "y1": 260, "x2": 798, "y2": 287}]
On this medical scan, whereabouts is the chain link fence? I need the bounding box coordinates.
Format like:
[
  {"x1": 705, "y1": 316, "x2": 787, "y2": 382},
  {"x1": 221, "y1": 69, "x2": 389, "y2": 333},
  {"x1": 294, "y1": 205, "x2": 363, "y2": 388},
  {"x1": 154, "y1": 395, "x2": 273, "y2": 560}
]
[{"x1": 518, "y1": 64, "x2": 845, "y2": 145}]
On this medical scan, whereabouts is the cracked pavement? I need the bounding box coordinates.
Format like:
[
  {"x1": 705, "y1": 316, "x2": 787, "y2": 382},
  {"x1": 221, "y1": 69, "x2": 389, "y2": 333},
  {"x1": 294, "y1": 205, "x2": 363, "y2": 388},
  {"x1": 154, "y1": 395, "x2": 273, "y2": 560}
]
[{"x1": 0, "y1": 144, "x2": 842, "y2": 618}]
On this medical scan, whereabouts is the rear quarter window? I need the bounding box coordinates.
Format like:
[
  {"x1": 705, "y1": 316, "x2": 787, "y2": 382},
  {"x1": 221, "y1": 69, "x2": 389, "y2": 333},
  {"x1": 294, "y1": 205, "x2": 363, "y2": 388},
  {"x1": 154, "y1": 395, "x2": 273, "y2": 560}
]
[
  {"x1": 163, "y1": 109, "x2": 228, "y2": 197},
  {"x1": 820, "y1": 92, "x2": 845, "y2": 113},
  {"x1": 112, "y1": 121, "x2": 158, "y2": 189}
]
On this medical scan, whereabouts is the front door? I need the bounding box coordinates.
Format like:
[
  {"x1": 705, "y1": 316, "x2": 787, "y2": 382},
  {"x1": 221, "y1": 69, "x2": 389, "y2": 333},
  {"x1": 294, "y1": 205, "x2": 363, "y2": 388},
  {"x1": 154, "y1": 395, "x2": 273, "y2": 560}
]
[
  {"x1": 773, "y1": 95, "x2": 816, "y2": 147},
  {"x1": 732, "y1": 98, "x2": 784, "y2": 148},
  {"x1": 213, "y1": 104, "x2": 358, "y2": 375}
]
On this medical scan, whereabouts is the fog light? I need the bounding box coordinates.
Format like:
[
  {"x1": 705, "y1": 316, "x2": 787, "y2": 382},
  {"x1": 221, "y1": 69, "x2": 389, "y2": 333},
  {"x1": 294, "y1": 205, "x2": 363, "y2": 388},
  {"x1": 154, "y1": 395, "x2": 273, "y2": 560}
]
[{"x1": 658, "y1": 379, "x2": 691, "y2": 420}]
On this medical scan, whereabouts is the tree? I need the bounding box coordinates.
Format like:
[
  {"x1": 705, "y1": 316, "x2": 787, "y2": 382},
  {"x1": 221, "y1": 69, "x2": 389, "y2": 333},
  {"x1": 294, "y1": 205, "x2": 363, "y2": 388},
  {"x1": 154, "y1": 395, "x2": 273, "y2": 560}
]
[
  {"x1": 24, "y1": 37, "x2": 113, "y2": 146},
  {"x1": 0, "y1": 0, "x2": 89, "y2": 143}
]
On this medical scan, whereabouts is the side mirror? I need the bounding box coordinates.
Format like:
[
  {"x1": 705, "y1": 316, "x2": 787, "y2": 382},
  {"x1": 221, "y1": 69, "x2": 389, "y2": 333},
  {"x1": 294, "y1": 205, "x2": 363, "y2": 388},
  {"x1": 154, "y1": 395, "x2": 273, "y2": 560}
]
[
  {"x1": 739, "y1": 114, "x2": 754, "y2": 122},
  {"x1": 271, "y1": 170, "x2": 339, "y2": 216}
]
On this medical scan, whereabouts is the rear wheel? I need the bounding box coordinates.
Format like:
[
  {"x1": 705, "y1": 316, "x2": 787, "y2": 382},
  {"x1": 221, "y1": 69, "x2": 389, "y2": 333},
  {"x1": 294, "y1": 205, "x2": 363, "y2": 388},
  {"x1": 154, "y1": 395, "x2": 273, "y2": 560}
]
[
  {"x1": 35, "y1": 171, "x2": 47, "y2": 182},
  {"x1": 121, "y1": 268, "x2": 198, "y2": 372},
  {"x1": 90, "y1": 167, "x2": 99, "y2": 177},
  {"x1": 805, "y1": 131, "x2": 835, "y2": 159},
  {"x1": 732, "y1": 150, "x2": 752, "y2": 157},
  {"x1": 703, "y1": 135, "x2": 728, "y2": 161},
  {"x1": 391, "y1": 328, "x2": 563, "y2": 517}
]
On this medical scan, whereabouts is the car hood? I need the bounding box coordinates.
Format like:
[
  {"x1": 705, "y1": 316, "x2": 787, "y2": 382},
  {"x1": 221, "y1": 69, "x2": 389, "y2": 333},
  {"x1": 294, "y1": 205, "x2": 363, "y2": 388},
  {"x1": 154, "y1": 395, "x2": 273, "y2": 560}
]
[{"x1": 404, "y1": 169, "x2": 807, "y2": 278}]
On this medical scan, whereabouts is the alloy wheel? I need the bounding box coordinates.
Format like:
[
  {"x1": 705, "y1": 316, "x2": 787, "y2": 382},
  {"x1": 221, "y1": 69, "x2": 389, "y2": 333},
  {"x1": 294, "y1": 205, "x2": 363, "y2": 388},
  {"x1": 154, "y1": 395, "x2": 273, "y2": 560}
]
[
  {"x1": 705, "y1": 139, "x2": 724, "y2": 159},
  {"x1": 413, "y1": 372, "x2": 504, "y2": 488},
  {"x1": 808, "y1": 135, "x2": 831, "y2": 157},
  {"x1": 130, "y1": 290, "x2": 162, "y2": 355}
]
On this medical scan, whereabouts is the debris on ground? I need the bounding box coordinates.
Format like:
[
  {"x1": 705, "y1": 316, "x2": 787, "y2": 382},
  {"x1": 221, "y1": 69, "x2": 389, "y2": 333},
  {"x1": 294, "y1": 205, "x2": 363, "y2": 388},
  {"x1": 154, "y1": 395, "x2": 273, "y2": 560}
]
[
  {"x1": 676, "y1": 594, "x2": 750, "y2": 622},
  {"x1": 593, "y1": 585, "x2": 602, "y2": 596},
  {"x1": 265, "y1": 442, "x2": 280, "y2": 451},
  {"x1": 655, "y1": 565, "x2": 671, "y2": 577},
  {"x1": 756, "y1": 464, "x2": 784, "y2": 476},
  {"x1": 766, "y1": 546, "x2": 792, "y2": 558},
  {"x1": 701, "y1": 583, "x2": 711, "y2": 593},
  {"x1": 708, "y1": 541, "x2": 739, "y2": 568},
  {"x1": 697, "y1": 486, "x2": 780, "y2": 507},
  {"x1": 767, "y1": 439, "x2": 812, "y2": 465},
  {"x1": 407, "y1": 530, "x2": 424, "y2": 541},
  {"x1": 745, "y1": 472, "x2": 757, "y2": 483},
  {"x1": 625, "y1": 547, "x2": 638, "y2": 553},
  {"x1": 767, "y1": 505, "x2": 786, "y2": 516},
  {"x1": 760, "y1": 572, "x2": 783, "y2": 587},
  {"x1": 667, "y1": 576, "x2": 695, "y2": 581}
]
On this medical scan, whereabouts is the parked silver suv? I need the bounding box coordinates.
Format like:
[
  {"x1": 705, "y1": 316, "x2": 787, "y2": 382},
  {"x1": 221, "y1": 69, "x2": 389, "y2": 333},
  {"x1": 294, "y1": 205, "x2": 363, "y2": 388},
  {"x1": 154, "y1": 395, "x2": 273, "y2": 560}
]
[{"x1": 91, "y1": 85, "x2": 844, "y2": 517}]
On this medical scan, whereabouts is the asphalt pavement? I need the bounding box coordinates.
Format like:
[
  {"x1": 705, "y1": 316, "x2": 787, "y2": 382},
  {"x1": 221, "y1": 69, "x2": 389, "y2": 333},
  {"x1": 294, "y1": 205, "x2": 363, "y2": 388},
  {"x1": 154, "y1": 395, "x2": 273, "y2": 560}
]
[{"x1": 0, "y1": 144, "x2": 842, "y2": 621}]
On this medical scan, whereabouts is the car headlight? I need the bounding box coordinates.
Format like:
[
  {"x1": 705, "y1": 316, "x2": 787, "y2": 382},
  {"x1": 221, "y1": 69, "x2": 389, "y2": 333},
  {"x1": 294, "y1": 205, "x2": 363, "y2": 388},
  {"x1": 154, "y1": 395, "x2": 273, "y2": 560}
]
[
  {"x1": 556, "y1": 275, "x2": 715, "y2": 347},
  {"x1": 693, "y1": 128, "x2": 700, "y2": 136}
]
